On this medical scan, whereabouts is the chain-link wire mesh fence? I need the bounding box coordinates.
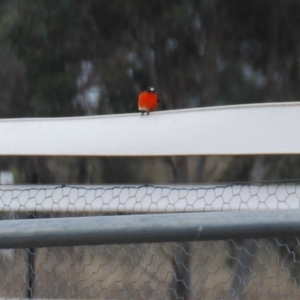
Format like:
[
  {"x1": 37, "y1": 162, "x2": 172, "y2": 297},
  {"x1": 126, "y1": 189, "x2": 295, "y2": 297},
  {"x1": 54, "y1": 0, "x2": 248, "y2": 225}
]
[{"x1": 0, "y1": 183, "x2": 300, "y2": 299}]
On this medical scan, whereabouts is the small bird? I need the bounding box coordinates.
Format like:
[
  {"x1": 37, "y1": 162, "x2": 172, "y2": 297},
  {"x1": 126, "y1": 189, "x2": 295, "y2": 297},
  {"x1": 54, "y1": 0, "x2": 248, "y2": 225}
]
[{"x1": 138, "y1": 87, "x2": 159, "y2": 115}]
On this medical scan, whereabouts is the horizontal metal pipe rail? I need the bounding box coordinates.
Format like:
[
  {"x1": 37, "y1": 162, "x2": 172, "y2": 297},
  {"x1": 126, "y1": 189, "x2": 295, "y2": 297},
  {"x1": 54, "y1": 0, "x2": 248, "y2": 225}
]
[{"x1": 0, "y1": 210, "x2": 299, "y2": 248}]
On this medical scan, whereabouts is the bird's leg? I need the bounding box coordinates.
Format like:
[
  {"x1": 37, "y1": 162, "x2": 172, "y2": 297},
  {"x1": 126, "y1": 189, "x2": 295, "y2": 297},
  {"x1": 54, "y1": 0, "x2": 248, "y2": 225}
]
[
  {"x1": 141, "y1": 111, "x2": 144, "y2": 116},
  {"x1": 147, "y1": 111, "x2": 150, "y2": 115}
]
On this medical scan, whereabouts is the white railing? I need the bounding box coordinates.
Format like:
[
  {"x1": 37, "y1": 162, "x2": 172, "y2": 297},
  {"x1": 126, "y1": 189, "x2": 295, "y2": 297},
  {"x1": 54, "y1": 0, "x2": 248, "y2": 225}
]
[{"x1": 0, "y1": 102, "x2": 300, "y2": 156}]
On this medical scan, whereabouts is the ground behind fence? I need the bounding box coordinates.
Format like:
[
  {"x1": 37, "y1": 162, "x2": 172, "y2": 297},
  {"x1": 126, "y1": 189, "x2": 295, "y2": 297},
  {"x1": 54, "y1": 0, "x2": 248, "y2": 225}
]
[{"x1": 0, "y1": 183, "x2": 300, "y2": 299}]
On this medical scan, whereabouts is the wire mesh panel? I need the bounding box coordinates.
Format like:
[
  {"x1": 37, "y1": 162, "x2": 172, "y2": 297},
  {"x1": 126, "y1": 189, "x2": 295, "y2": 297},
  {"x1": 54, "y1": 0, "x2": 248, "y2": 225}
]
[
  {"x1": 0, "y1": 183, "x2": 300, "y2": 299},
  {"x1": 0, "y1": 183, "x2": 299, "y2": 214}
]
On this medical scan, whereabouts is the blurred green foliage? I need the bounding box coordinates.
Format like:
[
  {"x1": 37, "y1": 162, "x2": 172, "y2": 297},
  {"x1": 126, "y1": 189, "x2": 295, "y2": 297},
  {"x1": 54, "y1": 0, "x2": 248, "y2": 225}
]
[{"x1": 0, "y1": 0, "x2": 300, "y2": 183}]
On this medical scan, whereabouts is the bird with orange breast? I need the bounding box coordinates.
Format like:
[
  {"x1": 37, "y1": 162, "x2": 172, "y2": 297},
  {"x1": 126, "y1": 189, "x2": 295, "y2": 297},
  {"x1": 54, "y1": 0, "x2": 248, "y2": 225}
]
[{"x1": 138, "y1": 87, "x2": 159, "y2": 115}]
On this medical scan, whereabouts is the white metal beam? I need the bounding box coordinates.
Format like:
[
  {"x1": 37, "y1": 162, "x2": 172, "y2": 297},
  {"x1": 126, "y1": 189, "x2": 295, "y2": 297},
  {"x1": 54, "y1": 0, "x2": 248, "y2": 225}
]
[{"x1": 0, "y1": 102, "x2": 300, "y2": 156}]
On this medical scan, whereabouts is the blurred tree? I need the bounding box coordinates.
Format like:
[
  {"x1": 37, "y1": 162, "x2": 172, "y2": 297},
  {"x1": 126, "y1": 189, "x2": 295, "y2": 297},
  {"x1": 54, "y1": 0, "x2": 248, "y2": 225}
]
[
  {"x1": 2, "y1": 0, "x2": 97, "y2": 117},
  {"x1": 1, "y1": 0, "x2": 300, "y2": 205},
  {"x1": 1, "y1": 0, "x2": 300, "y2": 222}
]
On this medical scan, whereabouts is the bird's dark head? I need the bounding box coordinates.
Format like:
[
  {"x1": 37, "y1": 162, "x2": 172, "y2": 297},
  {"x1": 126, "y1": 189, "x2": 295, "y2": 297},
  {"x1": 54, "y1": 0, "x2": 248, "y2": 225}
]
[{"x1": 147, "y1": 87, "x2": 155, "y2": 93}]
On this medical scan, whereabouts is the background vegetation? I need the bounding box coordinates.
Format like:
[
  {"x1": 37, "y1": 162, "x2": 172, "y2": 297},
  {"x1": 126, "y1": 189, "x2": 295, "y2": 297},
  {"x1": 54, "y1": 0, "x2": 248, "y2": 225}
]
[{"x1": 0, "y1": 0, "x2": 300, "y2": 184}]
